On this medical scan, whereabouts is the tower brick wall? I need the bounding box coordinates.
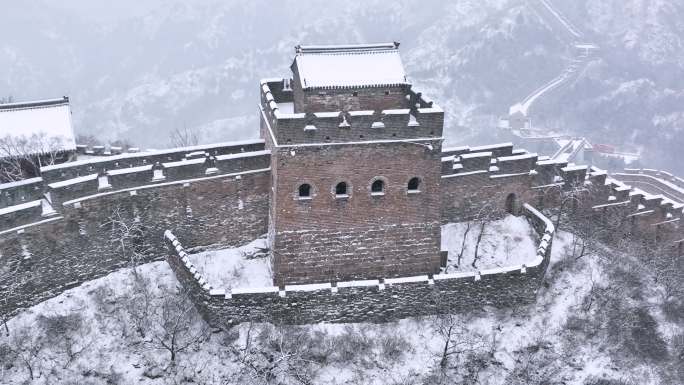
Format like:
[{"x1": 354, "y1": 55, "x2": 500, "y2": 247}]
[{"x1": 269, "y1": 142, "x2": 442, "y2": 285}]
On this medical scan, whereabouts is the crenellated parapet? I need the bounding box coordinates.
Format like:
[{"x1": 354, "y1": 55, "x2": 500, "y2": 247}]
[
  {"x1": 163, "y1": 202, "x2": 554, "y2": 326},
  {"x1": 260, "y1": 79, "x2": 443, "y2": 146},
  {"x1": 0, "y1": 140, "x2": 271, "y2": 233},
  {"x1": 41, "y1": 140, "x2": 265, "y2": 183},
  {"x1": 0, "y1": 177, "x2": 45, "y2": 209},
  {"x1": 438, "y1": 142, "x2": 684, "y2": 250},
  {"x1": 439, "y1": 143, "x2": 592, "y2": 223},
  {"x1": 612, "y1": 168, "x2": 684, "y2": 204}
]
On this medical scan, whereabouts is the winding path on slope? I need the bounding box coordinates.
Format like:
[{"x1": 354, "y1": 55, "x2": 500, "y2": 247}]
[{"x1": 509, "y1": 0, "x2": 599, "y2": 117}]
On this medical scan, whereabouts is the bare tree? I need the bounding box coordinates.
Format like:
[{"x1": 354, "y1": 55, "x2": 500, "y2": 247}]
[
  {"x1": 0, "y1": 96, "x2": 13, "y2": 104},
  {"x1": 234, "y1": 323, "x2": 323, "y2": 384},
  {"x1": 124, "y1": 271, "x2": 154, "y2": 339},
  {"x1": 451, "y1": 200, "x2": 499, "y2": 269},
  {"x1": 471, "y1": 203, "x2": 498, "y2": 268},
  {"x1": 101, "y1": 204, "x2": 158, "y2": 339},
  {"x1": 0, "y1": 259, "x2": 30, "y2": 336},
  {"x1": 541, "y1": 179, "x2": 588, "y2": 230},
  {"x1": 454, "y1": 198, "x2": 478, "y2": 268},
  {"x1": 149, "y1": 288, "x2": 209, "y2": 364},
  {"x1": 0, "y1": 133, "x2": 70, "y2": 182},
  {"x1": 169, "y1": 125, "x2": 200, "y2": 148},
  {"x1": 2, "y1": 321, "x2": 44, "y2": 381},
  {"x1": 433, "y1": 313, "x2": 489, "y2": 370},
  {"x1": 101, "y1": 204, "x2": 152, "y2": 269},
  {"x1": 36, "y1": 312, "x2": 93, "y2": 369}
]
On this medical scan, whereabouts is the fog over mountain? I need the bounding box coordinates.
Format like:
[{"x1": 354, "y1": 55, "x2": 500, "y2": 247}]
[{"x1": 2, "y1": 0, "x2": 683, "y2": 172}]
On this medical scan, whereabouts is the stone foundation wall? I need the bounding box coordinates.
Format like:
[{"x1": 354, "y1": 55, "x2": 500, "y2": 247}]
[
  {"x1": 164, "y1": 203, "x2": 554, "y2": 327},
  {"x1": 273, "y1": 222, "x2": 442, "y2": 285}
]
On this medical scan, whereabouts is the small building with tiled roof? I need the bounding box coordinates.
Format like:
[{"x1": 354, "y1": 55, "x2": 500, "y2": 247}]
[
  {"x1": 0, "y1": 97, "x2": 76, "y2": 180},
  {"x1": 290, "y1": 42, "x2": 413, "y2": 113}
]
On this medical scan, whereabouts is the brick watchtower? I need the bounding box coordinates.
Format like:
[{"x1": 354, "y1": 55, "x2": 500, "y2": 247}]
[{"x1": 259, "y1": 43, "x2": 444, "y2": 285}]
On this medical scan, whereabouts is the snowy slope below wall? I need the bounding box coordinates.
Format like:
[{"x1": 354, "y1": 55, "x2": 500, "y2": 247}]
[{"x1": 2, "y1": 230, "x2": 680, "y2": 384}]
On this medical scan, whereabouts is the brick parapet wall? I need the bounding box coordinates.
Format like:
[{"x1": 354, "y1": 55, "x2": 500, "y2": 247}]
[
  {"x1": 0, "y1": 177, "x2": 44, "y2": 209},
  {"x1": 0, "y1": 147, "x2": 271, "y2": 232},
  {"x1": 588, "y1": 172, "x2": 684, "y2": 246},
  {"x1": 0, "y1": 164, "x2": 271, "y2": 318},
  {"x1": 164, "y1": 203, "x2": 554, "y2": 326},
  {"x1": 623, "y1": 168, "x2": 684, "y2": 189},
  {"x1": 613, "y1": 170, "x2": 684, "y2": 204},
  {"x1": 40, "y1": 139, "x2": 265, "y2": 184},
  {"x1": 439, "y1": 150, "x2": 684, "y2": 250},
  {"x1": 260, "y1": 79, "x2": 443, "y2": 145}
]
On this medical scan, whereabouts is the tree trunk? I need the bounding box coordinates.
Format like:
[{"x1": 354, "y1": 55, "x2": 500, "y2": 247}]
[
  {"x1": 440, "y1": 337, "x2": 450, "y2": 368},
  {"x1": 457, "y1": 222, "x2": 471, "y2": 267},
  {"x1": 555, "y1": 200, "x2": 565, "y2": 230},
  {"x1": 472, "y1": 222, "x2": 486, "y2": 268},
  {"x1": 170, "y1": 332, "x2": 177, "y2": 362}
]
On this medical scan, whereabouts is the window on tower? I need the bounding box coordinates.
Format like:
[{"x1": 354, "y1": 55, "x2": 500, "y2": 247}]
[
  {"x1": 335, "y1": 182, "x2": 349, "y2": 198},
  {"x1": 298, "y1": 183, "x2": 312, "y2": 199},
  {"x1": 371, "y1": 179, "x2": 385, "y2": 196},
  {"x1": 407, "y1": 177, "x2": 421, "y2": 193}
]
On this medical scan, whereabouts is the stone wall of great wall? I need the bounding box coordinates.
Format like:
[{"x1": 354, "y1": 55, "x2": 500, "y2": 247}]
[
  {"x1": 0, "y1": 140, "x2": 271, "y2": 315},
  {"x1": 2, "y1": 139, "x2": 683, "y2": 322},
  {"x1": 163, "y1": 202, "x2": 554, "y2": 326},
  {"x1": 612, "y1": 168, "x2": 684, "y2": 204}
]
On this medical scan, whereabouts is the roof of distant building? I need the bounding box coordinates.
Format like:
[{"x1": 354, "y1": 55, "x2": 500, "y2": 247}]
[
  {"x1": 292, "y1": 42, "x2": 409, "y2": 90},
  {"x1": 0, "y1": 97, "x2": 76, "y2": 157}
]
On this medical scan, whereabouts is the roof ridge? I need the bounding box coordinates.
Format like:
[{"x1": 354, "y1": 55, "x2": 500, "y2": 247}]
[
  {"x1": 302, "y1": 50, "x2": 397, "y2": 56},
  {"x1": 296, "y1": 42, "x2": 399, "y2": 55},
  {"x1": 0, "y1": 97, "x2": 70, "y2": 111}
]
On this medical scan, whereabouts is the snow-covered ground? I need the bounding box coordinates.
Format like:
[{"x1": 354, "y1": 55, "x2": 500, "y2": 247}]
[
  {"x1": 187, "y1": 216, "x2": 536, "y2": 290},
  {"x1": 441, "y1": 215, "x2": 538, "y2": 272},
  {"x1": 187, "y1": 236, "x2": 272, "y2": 289},
  {"x1": 2, "y1": 228, "x2": 678, "y2": 384}
]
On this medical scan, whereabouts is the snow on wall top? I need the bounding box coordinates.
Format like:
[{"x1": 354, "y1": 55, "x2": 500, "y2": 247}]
[
  {"x1": 293, "y1": 43, "x2": 409, "y2": 89},
  {"x1": 0, "y1": 97, "x2": 76, "y2": 156}
]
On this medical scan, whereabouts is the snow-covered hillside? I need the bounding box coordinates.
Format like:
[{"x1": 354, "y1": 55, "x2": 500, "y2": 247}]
[{"x1": 2, "y1": 228, "x2": 681, "y2": 384}]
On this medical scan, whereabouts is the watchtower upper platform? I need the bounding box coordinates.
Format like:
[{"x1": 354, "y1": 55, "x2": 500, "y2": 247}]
[
  {"x1": 291, "y1": 42, "x2": 409, "y2": 113},
  {"x1": 260, "y1": 42, "x2": 443, "y2": 146}
]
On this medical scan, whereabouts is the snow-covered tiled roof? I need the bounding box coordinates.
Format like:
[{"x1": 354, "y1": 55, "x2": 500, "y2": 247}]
[
  {"x1": 293, "y1": 42, "x2": 409, "y2": 89},
  {"x1": 0, "y1": 97, "x2": 76, "y2": 157}
]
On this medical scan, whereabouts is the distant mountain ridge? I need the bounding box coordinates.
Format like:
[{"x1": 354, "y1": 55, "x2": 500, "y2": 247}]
[{"x1": 2, "y1": 0, "x2": 683, "y2": 172}]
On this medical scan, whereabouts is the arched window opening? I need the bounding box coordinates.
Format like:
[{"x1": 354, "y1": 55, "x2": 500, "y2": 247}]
[
  {"x1": 371, "y1": 179, "x2": 385, "y2": 195},
  {"x1": 407, "y1": 177, "x2": 421, "y2": 193},
  {"x1": 505, "y1": 193, "x2": 519, "y2": 215},
  {"x1": 335, "y1": 182, "x2": 348, "y2": 197},
  {"x1": 298, "y1": 183, "x2": 312, "y2": 198}
]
